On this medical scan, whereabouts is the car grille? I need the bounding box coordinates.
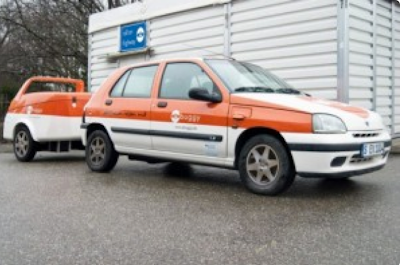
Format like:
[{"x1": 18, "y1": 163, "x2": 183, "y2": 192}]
[
  {"x1": 349, "y1": 156, "x2": 373, "y2": 164},
  {"x1": 352, "y1": 132, "x2": 380, "y2": 138}
]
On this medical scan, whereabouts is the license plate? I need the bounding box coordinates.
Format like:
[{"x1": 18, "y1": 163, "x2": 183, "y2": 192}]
[{"x1": 361, "y1": 142, "x2": 384, "y2": 158}]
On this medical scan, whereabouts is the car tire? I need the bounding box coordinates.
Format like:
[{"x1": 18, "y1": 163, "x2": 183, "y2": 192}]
[
  {"x1": 86, "y1": 130, "x2": 119, "y2": 172},
  {"x1": 238, "y1": 135, "x2": 295, "y2": 195},
  {"x1": 13, "y1": 126, "x2": 37, "y2": 162}
]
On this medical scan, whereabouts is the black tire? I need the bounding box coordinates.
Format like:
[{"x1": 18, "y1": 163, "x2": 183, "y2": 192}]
[
  {"x1": 13, "y1": 126, "x2": 37, "y2": 162},
  {"x1": 238, "y1": 135, "x2": 295, "y2": 195},
  {"x1": 86, "y1": 130, "x2": 119, "y2": 172}
]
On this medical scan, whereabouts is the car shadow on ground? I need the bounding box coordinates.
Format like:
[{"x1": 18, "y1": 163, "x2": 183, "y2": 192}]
[
  {"x1": 111, "y1": 161, "x2": 384, "y2": 201},
  {"x1": 283, "y1": 177, "x2": 385, "y2": 202},
  {"x1": 2, "y1": 151, "x2": 386, "y2": 201},
  {"x1": 162, "y1": 162, "x2": 242, "y2": 185},
  {"x1": 19, "y1": 153, "x2": 86, "y2": 163}
]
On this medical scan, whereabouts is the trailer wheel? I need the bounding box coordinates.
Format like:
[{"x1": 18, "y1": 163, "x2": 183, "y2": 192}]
[
  {"x1": 238, "y1": 134, "x2": 295, "y2": 195},
  {"x1": 13, "y1": 126, "x2": 37, "y2": 162},
  {"x1": 86, "y1": 130, "x2": 119, "y2": 172}
]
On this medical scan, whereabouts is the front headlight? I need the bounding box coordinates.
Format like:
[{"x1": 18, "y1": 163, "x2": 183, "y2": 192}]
[{"x1": 313, "y1": 114, "x2": 347, "y2": 134}]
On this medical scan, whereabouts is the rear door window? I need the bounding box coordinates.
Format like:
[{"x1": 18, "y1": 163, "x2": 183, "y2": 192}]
[
  {"x1": 110, "y1": 65, "x2": 158, "y2": 98},
  {"x1": 110, "y1": 70, "x2": 130, "y2": 97}
]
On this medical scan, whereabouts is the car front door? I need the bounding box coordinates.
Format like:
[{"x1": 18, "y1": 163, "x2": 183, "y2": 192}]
[{"x1": 150, "y1": 61, "x2": 229, "y2": 160}]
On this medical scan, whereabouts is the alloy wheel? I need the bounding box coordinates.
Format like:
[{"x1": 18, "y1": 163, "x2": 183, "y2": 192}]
[{"x1": 246, "y1": 144, "x2": 280, "y2": 185}]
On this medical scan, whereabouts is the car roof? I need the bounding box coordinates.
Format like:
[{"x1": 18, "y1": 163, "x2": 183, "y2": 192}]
[{"x1": 118, "y1": 57, "x2": 233, "y2": 71}]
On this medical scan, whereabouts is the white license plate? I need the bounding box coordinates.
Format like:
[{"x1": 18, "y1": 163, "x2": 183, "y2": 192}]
[{"x1": 361, "y1": 142, "x2": 384, "y2": 158}]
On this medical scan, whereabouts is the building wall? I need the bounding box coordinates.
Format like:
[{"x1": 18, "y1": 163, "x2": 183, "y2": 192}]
[
  {"x1": 149, "y1": 5, "x2": 225, "y2": 60},
  {"x1": 393, "y1": 2, "x2": 400, "y2": 134},
  {"x1": 88, "y1": 4, "x2": 226, "y2": 92},
  {"x1": 89, "y1": 28, "x2": 119, "y2": 90},
  {"x1": 348, "y1": 0, "x2": 400, "y2": 133},
  {"x1": 88, "y1": 0, "x2": 339, "y2": 98},
  {"x1": 230, "y1": 0, "x2": 339, "y2": 99},
  {"x1": 88, "y1": 0, "x2": 400, "y2": 134}
]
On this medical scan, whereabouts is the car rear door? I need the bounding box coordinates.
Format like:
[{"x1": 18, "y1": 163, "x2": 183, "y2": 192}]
[
  {"x1": 150, "y1": 61, "x2": 229, "y2": 158},
  {"x1": 103, "y1": 64, "x2": 158, "y2": 151}
]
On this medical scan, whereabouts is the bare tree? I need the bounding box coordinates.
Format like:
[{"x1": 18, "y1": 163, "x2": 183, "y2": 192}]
[{"x1": 0, "y1": 0, "x2": 136, "y2": 94}]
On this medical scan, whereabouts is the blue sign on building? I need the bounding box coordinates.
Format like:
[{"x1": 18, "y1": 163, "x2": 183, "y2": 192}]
[{"x1": 120, "y1": 21, "x2": 147, "y2": 52}]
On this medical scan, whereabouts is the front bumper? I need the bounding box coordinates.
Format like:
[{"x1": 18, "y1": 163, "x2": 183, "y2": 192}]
[
  {"x1": 298, "y1": 164, "x2": 386, "y2": 178},
  {"x1": 282, "y1": 131, "x2": 391, "y2": 178}
]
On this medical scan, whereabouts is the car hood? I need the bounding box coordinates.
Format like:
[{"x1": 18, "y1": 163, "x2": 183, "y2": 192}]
[{"x1": 230, "y1": 93, "x2": 385, "y2": 131}]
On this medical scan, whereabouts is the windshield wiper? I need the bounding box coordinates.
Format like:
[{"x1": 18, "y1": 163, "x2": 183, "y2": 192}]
[
  {"x1": 233, "y1": 86, "x2": 275, "y2": 93},
  {"x1": 275, "y1": 88, "x2": 312, "y2": 97},
  {"x1": 275, "y1": 88, "x2": 303, "y2": 95}
]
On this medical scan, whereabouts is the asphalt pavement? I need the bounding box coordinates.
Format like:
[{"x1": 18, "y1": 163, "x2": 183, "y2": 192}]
[{"x1": 0, "y1": 146, "x2": 399, "y2": 265}]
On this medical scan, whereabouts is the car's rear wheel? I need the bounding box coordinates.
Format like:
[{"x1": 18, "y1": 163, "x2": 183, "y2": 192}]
[
  {"x1": 13, "y1": 126, "x2": 37, "y2": 162},
  {"x1": 238, "y1": 135, "x2": 295, "y2": 195},
  {"x1": 86, "y1": 130, "x2": 119, "y2": 172}
]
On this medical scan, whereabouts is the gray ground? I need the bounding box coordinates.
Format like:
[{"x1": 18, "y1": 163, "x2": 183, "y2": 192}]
[{"x1": 0, "y1": 146, "x2": 399, "y2": 265}]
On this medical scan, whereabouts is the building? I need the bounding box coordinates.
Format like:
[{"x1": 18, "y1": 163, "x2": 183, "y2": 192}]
[{"x1": 88, "y1": 0, "x2": 400, "y2": 135}]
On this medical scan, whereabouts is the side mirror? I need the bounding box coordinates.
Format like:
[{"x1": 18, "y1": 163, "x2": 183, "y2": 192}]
[{"x1": 188, "y1": 88, "x2": 222, "y2": 103}]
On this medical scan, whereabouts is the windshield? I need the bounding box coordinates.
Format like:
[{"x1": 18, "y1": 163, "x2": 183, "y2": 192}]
[{"x1": 205, "y1": 59, "x2": 301, "y2": 94}]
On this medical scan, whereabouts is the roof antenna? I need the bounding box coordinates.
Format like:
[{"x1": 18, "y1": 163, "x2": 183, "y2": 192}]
[{"x1": 181, "y1": 43, "x2": 236, "y2": 60}]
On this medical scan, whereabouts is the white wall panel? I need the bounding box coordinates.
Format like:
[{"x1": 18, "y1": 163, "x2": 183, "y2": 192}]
[
  {"x1": 231, "y1": 0, "x2": 338, "y2": 99},
  {"x1": 149, "y1": 6, "x2": 225, "y2": 60},
  {"x1": 348, "y1": 0, "x2": 374, "y2": 110},
  {"x1": 88, "y1": 5, "x2": 225, "y2": 91},
  {"x1": 393, "y1": 5, "x2": 400, "y2": 134},
  {"x1": 89, "y1": 27, "x2": 119, "y2": 91},
  {"x1": 86, "y1": 0, "x2": 400, "y2": 134},
  {"x1": 348, "y1": 0, "x2": 400, "y2": 133},
  {"x1": 375, "y1": 0, "x2": 394, "y2": 129}
]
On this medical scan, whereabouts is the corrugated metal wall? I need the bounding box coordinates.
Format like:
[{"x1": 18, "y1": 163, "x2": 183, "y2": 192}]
[
  {"x1": 348, "y1": 0, "x2": 374, "y2": 110},
  {"x1": 230, "y1": 0, "x2": 339, "y2": 99},
  {"x1": 376, "y1": 0, "x2": 394, "y2": 129},
  {"x1": 88, "y1": 0, "x2": 400, "y2": 134},
  {"x1": 89, "y1": 28, "x2": 119, "y2": 91},
  {"x1": 88, "y1": 5, "x2": 225, "y2": 91},
  {"x1": 149, "y1": 6, "x2": 225, "y2": 60},
  {"x1": 348, "y1": 0, "x2": 400, "y2": 134},
  {"x1": 90, "y1": 0, "x2": 341, "y2": 99},
  {"x1": 393, "y1": 3, "x2": 400, "y2": 134}
]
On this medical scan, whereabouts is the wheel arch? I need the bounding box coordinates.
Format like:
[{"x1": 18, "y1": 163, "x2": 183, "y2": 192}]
[
  {"x1": 13, "y1": 121, "x2": 37, "y2": 141},
  {"x1": 234, "y1": 127, "x2": 295, "y2": 170},
  {"x1": 85, "y1": 123, "x2": 119, "y2": 172},
  {"x1": 86, "y1": 123, "x2": 109, "y2": 140}
]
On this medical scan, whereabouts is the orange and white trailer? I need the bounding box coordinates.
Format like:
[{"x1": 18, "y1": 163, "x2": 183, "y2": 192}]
[{"x1": 3, "y1": 77, "x2": 91, "y2": 161}]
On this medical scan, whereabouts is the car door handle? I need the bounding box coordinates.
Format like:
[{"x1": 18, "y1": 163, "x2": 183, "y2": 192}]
[
  {"x1": 157, "y1": 101, "x2": 168, "y2": 108},
  {"x1": 233, "y1": 114, "x2": 246, "y2": 120},
  {"x1": 105, "y1": 99, "x2": 113, "y2": 106}
]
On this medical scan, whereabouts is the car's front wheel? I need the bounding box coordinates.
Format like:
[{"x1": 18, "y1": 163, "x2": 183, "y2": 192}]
[
  {"x1": 238, "y1": 135, "x2": 295, "y2": 195},
  {"x1": 13, "y1": 126, "x2": 37, "y2": 162},
  {"x1": 86, "y1": 130, "x2": 119, "y2": 172}
]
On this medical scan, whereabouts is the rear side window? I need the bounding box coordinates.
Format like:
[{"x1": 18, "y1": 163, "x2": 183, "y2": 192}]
[
  {"x1": 123, "y1": 66, "x2": 158, "y2": 98},
  {"x1": 110, "y1": 71, "x2": 130, "y2": 97},
  {"x1": 110, "y1": 65, "x2": 158, "y2": 98},
  {"x1": 26, "y1": 82, "x2": 75, "y2": 93}
]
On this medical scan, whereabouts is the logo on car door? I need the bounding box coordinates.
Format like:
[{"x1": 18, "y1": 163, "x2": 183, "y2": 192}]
[
  {"x1": 170, "y1": 110, "x2": 201, "y2": 124},
  {"x1": 171, "y1": 110, "x2": 181, "y2": 123}
]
